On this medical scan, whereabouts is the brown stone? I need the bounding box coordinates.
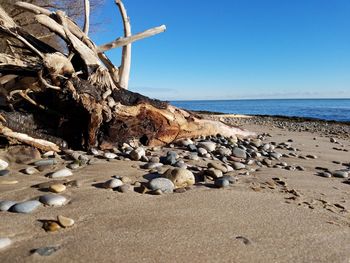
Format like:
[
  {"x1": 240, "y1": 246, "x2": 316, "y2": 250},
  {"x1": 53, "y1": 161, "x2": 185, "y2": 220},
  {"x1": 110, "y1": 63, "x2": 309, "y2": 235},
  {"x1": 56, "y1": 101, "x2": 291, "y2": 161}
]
[{"x1": 6, "y1": 146, "x2": 41, "y2": 164}]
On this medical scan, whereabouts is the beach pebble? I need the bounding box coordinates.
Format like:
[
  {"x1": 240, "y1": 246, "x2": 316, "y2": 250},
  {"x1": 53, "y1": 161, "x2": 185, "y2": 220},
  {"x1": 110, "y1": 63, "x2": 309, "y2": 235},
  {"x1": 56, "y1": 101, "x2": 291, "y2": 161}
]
[
  {"x1": 57, "y1": 215, "x2": 75, "y2": 228},
  {"x1": 232, "y1": 147, "x2": 247, "y2": 159},
  {"x1": 163, "y1": 151, "x2": 177, "y2": 165},
  {"x1": 104, "y1": 152, "x2": 117, "y2": 159},
  {"x1": 0, "y1": 237, "x2": 12, "y2": 250},
  {"x1": 319, "y1": 172, "x2": 332, "y2": 178},
  {"x1": 188, "y1": 153, "x2": 199, "y2": 161},
  {"x1": 217, "y1": 147, "x2": 232, "y2": 156},
  {"x1": 270, "y1": 152, "x2": 283, "y2": 160},
  {"x1": 23, "y1": 167, "x2": 39, "y2": 175},
  {"x1": 0, "y1": 200, "x2": 17, "y2": 211},
  {"x1": 143, "y1": 162, "x2": 163, "y2": 169},
  {"x1": 222, "y1": 175, "x2": 236, "y2": 184},
  {"x1": 178, "y1": 138, "x2": 194, "y2": 147},
  {"x1": 333, "y1": 170, "x2": 349, "y2": 178},
  {"x1": 39, "y1": 194, "x2": 67, "y2": 206},
  {"x1": 187, "y1": 144, "x2": 197, "y2": 152},
  {"x1": 103, "y1": 179, "x2": 123, "y2": 189},
  {"x1": 117, "y1": 184, "x2": 133, "y2": 193},
  {"x1": 205, "y1": 169, "x2": 223, "y2": 179},
  {"x1": 0, "y1": 159, "x2": 9, "y2": 170},
  {"x1": 34, "y1": 159, "x2": 56, "y2": 167},
  {"x1": 7, "y1": 146, "x2": 41, "y2": 164},
  {"x1": 164, "y1": 168, "x2": 195, "y2": 188},
  {"x1": 232, "y1": 162, "x2": 246, "y2": 170},
  {"x1": 330, "y1": 138, "x2": 337, "y2": 143},
  {"x1": 149, "y1": 157, "x2": 160, "y2": 163},
  {"x1": 49, "y1": 168, "x2": 73, "y2": 178},
  {"x1": 215, "y1": 178, "x2": 230, "y2": 188},
  {"x1": 10, "y1": 200, "x2": 41, "y2": 213},
  {"x1": 208, "y1": 162, "x2": 228, "y2": 173},
  {"x1": 149, "y1": 178, "x2": 174, "y2": 193},
  {"x1": 198, "y1": 141, "x2": 216, "y2": 152},
  {"x1": 0, "y1": 170, "x2": 9, "y2": 176},
  {"x1": 0, "y1": 180, "x2": 18, "y2": 185},
  {"x1": 49, "y1": 184, "x2": 66, "y2": 193},
  {"x1": 31, "y1": 246, "x2": 60, "y2": 256},
  {"x1": 197, "y1": 148, "x2": 208, "y2": 156},
  {"x1": 43, "y1": 221, "x2": 61, "y2": 232},
  {"x1": 129, "y1": 147, "x2": 145, "y2": 161},
  {"x1": 67, "y1": 162, "x2": 80, "y2": 170}
]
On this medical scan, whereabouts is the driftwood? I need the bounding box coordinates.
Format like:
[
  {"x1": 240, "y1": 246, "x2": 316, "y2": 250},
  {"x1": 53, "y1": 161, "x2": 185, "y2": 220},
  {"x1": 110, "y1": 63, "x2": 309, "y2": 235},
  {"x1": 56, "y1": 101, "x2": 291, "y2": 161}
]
[{"x1": 0, "y1": 1, "x2": 255, "y2": 152}]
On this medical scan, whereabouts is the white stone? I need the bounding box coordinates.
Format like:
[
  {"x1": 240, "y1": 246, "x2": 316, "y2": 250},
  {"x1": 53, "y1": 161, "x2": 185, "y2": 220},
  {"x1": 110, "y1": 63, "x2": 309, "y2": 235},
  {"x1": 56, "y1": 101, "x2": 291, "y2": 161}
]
[
  {"x1": 49, "y1": 168, "x2": 73, "y2": 178},
  {"x1": 0, "y1": 159, "x2": 9, "y2": 170},
  {"x1": 39, "y1": 194, "x2": 67, "y2": 206}
]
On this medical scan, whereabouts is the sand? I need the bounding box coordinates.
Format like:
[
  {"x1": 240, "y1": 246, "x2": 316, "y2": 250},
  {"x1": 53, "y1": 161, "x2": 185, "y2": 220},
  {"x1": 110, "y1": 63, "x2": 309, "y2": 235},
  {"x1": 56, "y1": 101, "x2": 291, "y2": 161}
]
[{"x1": 0, "y1": 116, "x2": 350, "y2": 262}]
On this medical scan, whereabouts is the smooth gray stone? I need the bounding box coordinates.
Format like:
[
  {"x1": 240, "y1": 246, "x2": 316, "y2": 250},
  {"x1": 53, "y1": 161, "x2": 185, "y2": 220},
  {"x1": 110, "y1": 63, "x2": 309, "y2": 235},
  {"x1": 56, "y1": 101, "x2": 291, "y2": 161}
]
[
  {"x1": 143, "y1": 162, "x2": 163, "y2": 169},
  {"x1": 270, "y1": 152, "x2": 283, "y2": 160},
  {"x1": 232, "y1": 162, "x2": 246, "y2": 170},
  {"x1": 198, "y1": 141, "x2": 216, "y2": 152},
  {"x1": 0, "y1": 201, "x2": 17, "y2": 211},
  {"x1": 10, "y1": 200, "x2": 41, "y2": 213},
  {"x1": 187, "y1": 144, "x2": 197, "y2": 152},
  {"x1": 39, "y1": 194, "x2": 67, "y2": 206},
  {"x1": 0, "y1": 170, "x2": 10, "y2": 176},
  {"x1": 103, "y1": 179, "x2": 123, "y2": 189},
  {"x1": 49, "y1": 168, "x2": 73, "y2": 178},
  {"x1": 197, "y1": 148, "x2": 208, "y2": 156},
  {"x1": 333, "y1": 170, "x2": 349, "y2": 178},
  {"x1": 221, "y1": 175, "x2": 236, "y2": 184},
  {"x1": 232, "y1": 147, "x2": 247, "y2": 159},
  {"x1": 319, "y1": 172, "x2": 332, "y2": 178},
  {"x1": 34, "y1": 159, "x2": 56, "y2": 167},
  {"x1": 0, "y1": 237, "x2": 12, "y2": 250},
  {"x1": 215, "y1": 178, "x2": 230, "y2": 188},
  {"x1": 149, "y1": 178, "x2": 174, "y2": 193},
  {"x1": 31, "y1": 246, "x2": 59, "y2": 256}
]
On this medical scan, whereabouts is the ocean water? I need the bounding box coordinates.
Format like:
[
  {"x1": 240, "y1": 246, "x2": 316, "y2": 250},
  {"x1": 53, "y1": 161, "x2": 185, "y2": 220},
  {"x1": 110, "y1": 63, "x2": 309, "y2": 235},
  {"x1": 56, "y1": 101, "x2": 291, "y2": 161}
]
[{"x1": 171, "y1": 99, "x2": 350, "y2": 122}]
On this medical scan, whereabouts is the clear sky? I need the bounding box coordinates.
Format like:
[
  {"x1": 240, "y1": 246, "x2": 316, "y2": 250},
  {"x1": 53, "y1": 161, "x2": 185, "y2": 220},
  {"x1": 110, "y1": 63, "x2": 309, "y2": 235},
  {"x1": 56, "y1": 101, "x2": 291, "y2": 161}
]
[{"x1": 90, "y1": 0, "x2": 350, "y2": 100}]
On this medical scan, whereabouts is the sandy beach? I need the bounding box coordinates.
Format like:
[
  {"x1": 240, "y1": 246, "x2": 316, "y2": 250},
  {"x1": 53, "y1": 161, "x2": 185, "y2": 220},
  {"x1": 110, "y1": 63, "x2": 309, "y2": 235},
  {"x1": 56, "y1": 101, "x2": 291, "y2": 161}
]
[{"x1": 0, "y1": 114, "x2": 349, "y2": 263}]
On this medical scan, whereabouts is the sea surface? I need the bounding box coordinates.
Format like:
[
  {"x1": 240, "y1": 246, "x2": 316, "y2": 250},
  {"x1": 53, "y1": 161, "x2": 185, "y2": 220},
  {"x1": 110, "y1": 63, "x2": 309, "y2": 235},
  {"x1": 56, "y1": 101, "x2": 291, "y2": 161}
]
[{"x1": 171, "y1": 99, "x2": 350, "y2": 122}]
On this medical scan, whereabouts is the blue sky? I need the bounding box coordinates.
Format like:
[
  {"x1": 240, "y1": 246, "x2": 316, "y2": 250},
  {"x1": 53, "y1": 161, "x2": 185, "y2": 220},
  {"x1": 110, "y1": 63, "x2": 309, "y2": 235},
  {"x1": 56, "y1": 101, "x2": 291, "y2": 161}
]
[{"x1": 90, "y1": 0, "x2": 350, "y2": 100}]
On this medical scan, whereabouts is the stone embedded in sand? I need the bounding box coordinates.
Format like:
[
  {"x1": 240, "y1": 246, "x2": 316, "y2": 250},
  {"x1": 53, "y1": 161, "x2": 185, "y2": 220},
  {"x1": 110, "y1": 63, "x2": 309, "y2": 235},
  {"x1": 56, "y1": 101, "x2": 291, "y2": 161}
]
[
  {"x1": 178, "y1": 138, "x2": 194, "y2": 147},
  {"x1": 217, "y1": 147, "x2": 232, "y2": 156},
  {"x1": 318, "y1": 172, "x2": 332, "y2": 178},
  {"x1": 0, "y1": 159, "x2": 9, "y2": 170},
  {"x1": 215, "y1": 178, "x2": 230, "y2": 188},
  {"x1": 43, "y1": 221, "x2": 61, "y2": 232},
  {"x1": 23, "y1": 166, "x2": 39, "y2": 175},
  {"x1": 103, "y1": 179, "x2": 123, "y2": 189},
  {"x1": 57, "y1": 215, "x2": 75, "y2": 228},
  {"x1": 0, "y1": 237, "x2": 12, "y2": 250},
  {"x1": 0, "y1": 170, "x2": 10, "y2": 176},
  {"x1": 7, "y1": 146, "x2": 41, "y2": 164},
  {"x1": 104, "y1": 152, "x2": 117, "y2": 159},
  {"x1": 222, "y1": 175, "x2": 236, "y2": 184},
  {"x1": 39, "y1": 194, "x2": 67, "y2": 206},
  {"x1": 333, "y1": 170, "x2": 349, "y2": 178},
  {"x1": 34, "y1": 159, "x2": 56, "y2": 167},
  {"x1": 197, "y1": 148, "x2": 208, "y2": 156},
  {"x1": 270, "y1": 152, "x2": 283, "y2": 160},
  {"x1": 0, "y1": 200, "x2": 17, "y2": 211},
  {"x1": 129, "y1": 147, "x2": 146, "y2": 161},
  {"x1": 67, "y1": 162, "x2": 80, "y2": 170},
  {"x1": 143, "y1": 162, "x2": 163, "y2": 169},
  {"x1": 208, "y1": 162, "x2": 228, "y2": 173},
  {"x1": 49, "y1": 168, "x2": 73, "y2": 179},
  {"x1": 49, "y1": 184, "x2": 66, "y2": 193},
  {"x1": 164, "y1": 168, "x2": 195, "y2": 188},
  {"x1": 232, "y1": 147, "x2": 247, "y2": 159},
  {"x1": 330, "y1": 137, "x2": 337, "y2": 143},
  {"x1": 117, "y1": 184, "x2": 133, "y2": 193},
  {"x1": 31, "y1": 246, "x2": 60, "y2": 256},
  {"x1": 306, "y1": 154, "x2": 318, "y2": 159},
  {"x1": 149, "y1": 178, "x2": 174, "y2": 193},
  {"x1": 232, "y1": 162, "x2": 246, "y2": 170},
  {"x1": 198, "y1": 141, "x2": 216, "y2": 152},
  {"x1": 205, "y1": 169, "x2": 223, "y2": 179},
  {"x1": 10, "y1": 200, "x2": 41, "y2": 213}
]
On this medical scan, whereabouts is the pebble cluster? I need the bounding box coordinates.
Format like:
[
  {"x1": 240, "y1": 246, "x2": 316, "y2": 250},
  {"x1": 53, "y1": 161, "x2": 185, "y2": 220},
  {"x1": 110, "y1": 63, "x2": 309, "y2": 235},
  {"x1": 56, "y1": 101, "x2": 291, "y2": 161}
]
[{"x1": 0, "y1": 127, "x2": 349, "y2": 253}]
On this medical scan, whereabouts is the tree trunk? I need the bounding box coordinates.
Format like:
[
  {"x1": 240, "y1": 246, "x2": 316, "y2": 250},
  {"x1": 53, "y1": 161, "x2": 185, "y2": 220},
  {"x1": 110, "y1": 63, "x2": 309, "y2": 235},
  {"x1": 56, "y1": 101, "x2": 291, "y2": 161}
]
[{"x1": 0, "y1": 1, "x2": 255, "y2": 152}]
